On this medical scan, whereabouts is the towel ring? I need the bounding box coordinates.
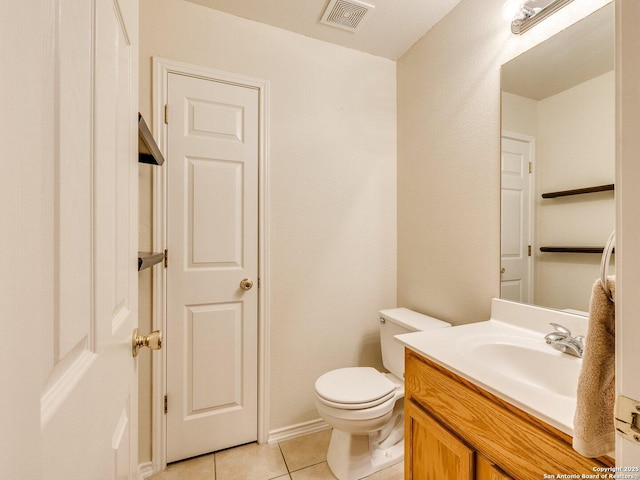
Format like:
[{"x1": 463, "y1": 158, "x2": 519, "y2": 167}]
[{"x1": 600, "y1": 230, "x2": 615, "y2": 301}]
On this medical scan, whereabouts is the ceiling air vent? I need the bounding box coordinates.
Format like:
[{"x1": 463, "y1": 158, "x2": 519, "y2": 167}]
[{"x1": 320, "y1": 0, "x2": 375, "y2": 33}]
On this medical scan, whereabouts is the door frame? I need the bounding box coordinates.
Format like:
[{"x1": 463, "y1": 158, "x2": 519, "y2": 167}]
[
  {"x1": 151, "y1": 57, "x2": 270, "y2": 471},
  {"x1": 501, "y1": 130, "x2": 536, "y2": 304}
]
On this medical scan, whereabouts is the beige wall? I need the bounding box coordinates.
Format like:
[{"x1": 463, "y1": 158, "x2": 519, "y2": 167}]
[
  {"x1": 502, "y1": 92, "x2": 538, "y2": 138},
  {"x1": 535, "y1": 72, "x2": 615, "y2": 310},
  {"x1": 139, "y1": 0, "x2": 397, "y2": 460},
  {"x1": 397, "y1": 0, "x2": 610, "y2": 324}
]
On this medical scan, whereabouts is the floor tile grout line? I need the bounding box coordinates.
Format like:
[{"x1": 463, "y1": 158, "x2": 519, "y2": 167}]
[
  {"x1": 276, "y1": 439, "x2": 332, "y2": 477},
  {"x1": 276, "y1": 441, "x2": 292, "y2": 473},
  {"x1": 287, "y1": 459, "x2": 329, "y2": 474}
]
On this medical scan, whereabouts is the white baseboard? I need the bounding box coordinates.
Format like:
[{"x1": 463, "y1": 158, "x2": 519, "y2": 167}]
[
  {"x1": 140, "y1": 420, "x2": 330, "y2": 474},
  {"x1": 138, "y1": 461, "x2": 154, "y2": 479},
  {"x1": 267, "y1": 418, "x2": 330, "y2": 444}
]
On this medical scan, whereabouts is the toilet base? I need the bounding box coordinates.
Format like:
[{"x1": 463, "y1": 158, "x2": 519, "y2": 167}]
[{"x1": 325, "y1": 401, "x2": 404, "y2": 480}]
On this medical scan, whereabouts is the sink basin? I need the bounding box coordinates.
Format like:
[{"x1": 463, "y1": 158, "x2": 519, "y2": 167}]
[
  {"x1": 395, "y1": 299, "x2": 590, "y2": 436},
  {"x1": 458, "y1": 334, "x2": 581, "y2": 398}
]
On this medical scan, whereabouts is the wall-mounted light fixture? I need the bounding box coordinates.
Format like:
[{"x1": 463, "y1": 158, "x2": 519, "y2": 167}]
[{"x1": 503, "y1": 0, "x2": 575, "y2": 34}]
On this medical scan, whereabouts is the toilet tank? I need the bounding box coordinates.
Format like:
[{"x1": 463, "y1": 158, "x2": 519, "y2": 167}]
[{"x1": 379, "y1": 308, "x2": 451, "y2": 379}]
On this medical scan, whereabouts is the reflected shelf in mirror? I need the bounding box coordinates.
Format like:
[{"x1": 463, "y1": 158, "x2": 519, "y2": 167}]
[
  {"x1": 539, "y1": 246, "x2": 615, "y2": 254},
  {"x1": 541, "y1": 184, "x2": 614, "y2": 199}
]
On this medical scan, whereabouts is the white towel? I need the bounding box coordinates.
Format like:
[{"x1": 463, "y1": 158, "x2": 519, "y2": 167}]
[{"x1": 572, "y1": 277, "x2": 615, "y2": 457}]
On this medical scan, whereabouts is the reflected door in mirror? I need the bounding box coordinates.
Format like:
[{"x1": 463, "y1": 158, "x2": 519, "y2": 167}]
[{"x1": 501, "y1": 134, "x2": 533, "y2": 303}]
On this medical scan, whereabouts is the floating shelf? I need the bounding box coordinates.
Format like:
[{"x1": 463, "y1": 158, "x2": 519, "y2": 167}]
[
  {"x1": 541, "y1": 184, "x2": 614, "y2": 199},
  {"x1": 138, "y1": 113, "x2": 165, "y2": 166},
  {"x1": 137, "y1": 114, "x2": 165, "y2": 271},
  {"x1": 540, "y1": 246, "x2": 615, "y2": 254},
  {"x1": 138, "y1": 252, "x2": 165, "y2": 271}
]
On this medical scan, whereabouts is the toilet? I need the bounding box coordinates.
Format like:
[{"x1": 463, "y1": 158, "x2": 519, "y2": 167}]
[{"x1": 314, "y1": 308, "x2": 451, "y2": 480}]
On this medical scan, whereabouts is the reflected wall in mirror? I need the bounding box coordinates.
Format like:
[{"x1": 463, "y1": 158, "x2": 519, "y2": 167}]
[{"x1": 500, "y1": 3, "x2": 614, "y2": 313}]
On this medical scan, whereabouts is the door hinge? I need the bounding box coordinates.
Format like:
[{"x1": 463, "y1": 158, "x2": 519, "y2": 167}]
[
  {"x1": 164, "y1": 104, "x2": 169, "y2": 124},
  {"x1": 528, "y1": 162, "x2": 532, "y2": 174},
  {"x1": 163, "y1": 249, "x2": 168, "y2": 268},
  {"x1": 528, "y1": 245, "x2": 532, "y2": 257},
  {"x1": 164, "y1": 395, "x2": 168, "y2": 414},
  {"x1": 615, "y1": 395, "x2": 640, "y2": 443}
]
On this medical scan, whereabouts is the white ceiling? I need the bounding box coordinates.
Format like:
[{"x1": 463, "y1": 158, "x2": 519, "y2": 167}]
[{"x1": 184, "y1": 0, "x2": 463, "y2": 60}]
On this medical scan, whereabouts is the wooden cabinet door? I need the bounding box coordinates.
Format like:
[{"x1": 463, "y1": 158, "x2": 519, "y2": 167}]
[
  {"x1": 406, "y1": 402, "x2": 474, "y2": 480},
  {"x1": 476, "y1": 455, "x2": 513, "y2": 480}
]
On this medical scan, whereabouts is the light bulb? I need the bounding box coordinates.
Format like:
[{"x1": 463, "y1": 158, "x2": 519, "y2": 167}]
[{"x1": 502, "y1": 0, "x2": 527, "y2": 22}]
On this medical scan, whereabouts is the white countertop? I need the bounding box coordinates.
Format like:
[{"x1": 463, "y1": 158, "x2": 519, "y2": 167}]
[{"x1": 396, "y1": 298, "x2": 588, "y2": 437}]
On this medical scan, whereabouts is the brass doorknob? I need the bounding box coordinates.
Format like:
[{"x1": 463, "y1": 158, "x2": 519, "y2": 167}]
[
  {"x1": 132, "y1": 328, "x2": 163, "y2": 357},
  {"x1": 240, "y1": 278, "x2": 254, "y2": 291},
  {"x1": 500, "y1": 267, "x2": 506, "y2": 274}
]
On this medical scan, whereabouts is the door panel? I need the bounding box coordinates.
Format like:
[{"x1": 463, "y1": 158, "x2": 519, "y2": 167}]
[
  {"x1": 42, "y1": 0, "x2": 93, "y2": 393},
  {"x1": 189, "y1": 158, "x2": 243, "y2": 266},
  {"x1": 188, "y1": 303, "x2": 243, "y2": 413},
  {"x1": 166, "y1": 73, "x2": 259, "y2": 462}
]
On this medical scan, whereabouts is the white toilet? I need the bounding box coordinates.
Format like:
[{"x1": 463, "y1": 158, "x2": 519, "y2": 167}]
[{"x1": 314, "y1": 308, "x2": 451, "y2": 480}]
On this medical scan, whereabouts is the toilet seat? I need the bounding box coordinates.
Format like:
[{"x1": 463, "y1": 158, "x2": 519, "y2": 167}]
[
  {"x1": 313, "y1": 309, "x2": 450, "y2": 480},
  {"x1": 315, "y1": 367, "x2": 397, "y2": 410}
]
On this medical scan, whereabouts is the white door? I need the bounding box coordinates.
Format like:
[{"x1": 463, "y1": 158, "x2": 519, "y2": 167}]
[
  {"x1": 616, "y1": 0, "x2": 640, "y2": 466},
  {"x1": 501, "y1": 135, "x2": 533, "y2": 304},
  {"x1": 1, "y1": 0, "x2": 139, "y2": 478},
  {"x1": 42, "y1": 0, "x2": 140, "y2": 477},
  {"x1": 166, "y1": 73, "x2": 259, "y2": 462}
]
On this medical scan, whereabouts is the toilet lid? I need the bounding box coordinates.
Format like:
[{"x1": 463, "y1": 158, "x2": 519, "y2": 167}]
[{"x1": 315, "y1": 367, "x2": 396, "y2": 408}]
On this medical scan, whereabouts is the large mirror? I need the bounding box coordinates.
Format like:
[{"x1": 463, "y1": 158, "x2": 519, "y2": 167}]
[{"x1": 500, "y1": 4, "x2": 615, "y2": 313}]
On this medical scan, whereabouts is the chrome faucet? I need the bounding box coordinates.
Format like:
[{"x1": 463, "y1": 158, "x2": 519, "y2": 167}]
[{"x1": 544, "y1": 323, "x2": 584, "y2": 358}]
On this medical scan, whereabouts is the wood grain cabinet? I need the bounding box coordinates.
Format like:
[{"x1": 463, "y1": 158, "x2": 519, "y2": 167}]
[{"x1": 404, "y1": 350, "x2": 614, "y2": 480}]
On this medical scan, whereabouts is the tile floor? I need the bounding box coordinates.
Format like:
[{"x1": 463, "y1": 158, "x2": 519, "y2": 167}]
[{"x1": 148, "y1": 429, "x2": 404, "y2": 480}]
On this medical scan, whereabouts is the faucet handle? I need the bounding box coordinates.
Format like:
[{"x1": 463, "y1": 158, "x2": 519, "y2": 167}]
[
  {"x1": 554, "y1": 338, "x2": 584, "y2": 358},
  {"x1": 544, "y1": 332, "x2": 567, "y2": 343},
  {"x1": 549, "y1": 323, "x2": 571, "y2": 335}
]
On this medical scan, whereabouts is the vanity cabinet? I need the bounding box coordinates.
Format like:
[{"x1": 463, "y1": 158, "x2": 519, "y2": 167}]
[
  {"x1": 404, "y1": 350, "x2": 614, "y2": 480},
  {"x1": 407, "y1": 398, "x2": 480, "y2": 480}
]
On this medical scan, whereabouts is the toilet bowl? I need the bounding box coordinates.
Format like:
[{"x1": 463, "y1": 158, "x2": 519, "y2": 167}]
[{"x1": 314, "y1": 308, "x2": 451, "y2": 480}]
